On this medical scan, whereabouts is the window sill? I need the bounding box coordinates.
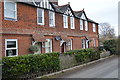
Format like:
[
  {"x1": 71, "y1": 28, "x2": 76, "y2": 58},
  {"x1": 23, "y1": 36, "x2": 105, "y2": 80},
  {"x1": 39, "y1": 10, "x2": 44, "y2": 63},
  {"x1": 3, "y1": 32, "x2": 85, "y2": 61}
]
[
  {"x1": 4, "y1": 17, "x2": 17, "y2": 21},
  {"x1": 37, "y1": 23, "x2": 44, "y2": 25},
  {"x1": 6, "y1": 55, "x2": 18, "y2": 57},
  {"x1": 49, "y1": 25, "x2": 55, "y2": 28}
]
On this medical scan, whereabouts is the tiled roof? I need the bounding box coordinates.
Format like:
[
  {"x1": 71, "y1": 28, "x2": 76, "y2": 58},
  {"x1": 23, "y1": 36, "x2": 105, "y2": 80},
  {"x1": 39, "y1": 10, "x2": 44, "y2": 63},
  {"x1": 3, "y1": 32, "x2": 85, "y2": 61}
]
[
  {"x1": 58, "y1": 4, "x2": 70, "y2": 13},
  {"x1": 73, "y1": 10, "x2": 83, "y2": 18},
  {"x1": 88, "y1": 18, "x2": 98, "y2": 24},
  {"x1": 18, "y1": 1, "x2": 98, "y2": 24}
]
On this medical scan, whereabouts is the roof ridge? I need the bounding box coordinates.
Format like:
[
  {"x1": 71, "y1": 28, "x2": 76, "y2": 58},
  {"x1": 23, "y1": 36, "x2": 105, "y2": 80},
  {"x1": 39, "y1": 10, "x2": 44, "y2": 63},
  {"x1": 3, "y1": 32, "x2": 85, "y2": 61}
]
[
  {"x1": 74, "y1": 10, "x2": 83, "y2": 13},
  {"x1": 58, "y1": 4, "x2": 69, "y2": 7}
]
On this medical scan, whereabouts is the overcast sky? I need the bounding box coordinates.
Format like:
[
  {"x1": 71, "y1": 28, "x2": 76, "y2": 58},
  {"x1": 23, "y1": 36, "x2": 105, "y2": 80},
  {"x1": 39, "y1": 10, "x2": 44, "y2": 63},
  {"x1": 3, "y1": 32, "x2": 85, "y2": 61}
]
[{"x1": 59, "y1": 0, "x2": 119, "y2": 36}]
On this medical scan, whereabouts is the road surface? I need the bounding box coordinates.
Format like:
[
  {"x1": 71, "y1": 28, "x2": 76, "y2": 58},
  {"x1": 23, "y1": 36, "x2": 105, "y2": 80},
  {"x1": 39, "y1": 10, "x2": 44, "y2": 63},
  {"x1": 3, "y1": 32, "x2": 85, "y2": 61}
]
[{"x1": 58, "y1": 56, "x2": 118, "y2": 78}]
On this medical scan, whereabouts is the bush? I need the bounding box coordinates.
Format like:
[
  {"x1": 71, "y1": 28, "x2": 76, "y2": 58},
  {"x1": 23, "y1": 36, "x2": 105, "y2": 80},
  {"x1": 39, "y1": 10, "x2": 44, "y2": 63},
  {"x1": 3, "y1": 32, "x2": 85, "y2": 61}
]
[
  {"x1": 29, "y1": 45, "x2": 39, "y2": 53},
  {"x1": 2, "y1": 52, "x2": 60, "y2": 79},
  {"x1": 65, "y1": 48, "x2": 100, "y2": 64},
  {"x1": 103, "y1": 39, "x2": 117, "y2": 54}
]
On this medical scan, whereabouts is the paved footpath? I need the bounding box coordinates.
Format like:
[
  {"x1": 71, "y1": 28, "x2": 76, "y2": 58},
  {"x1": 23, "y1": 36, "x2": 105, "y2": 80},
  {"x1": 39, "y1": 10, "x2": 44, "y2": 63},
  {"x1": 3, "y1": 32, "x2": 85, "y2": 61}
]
[{"x1": 58, "y1": 56, "x2": 118, "y2": 78}]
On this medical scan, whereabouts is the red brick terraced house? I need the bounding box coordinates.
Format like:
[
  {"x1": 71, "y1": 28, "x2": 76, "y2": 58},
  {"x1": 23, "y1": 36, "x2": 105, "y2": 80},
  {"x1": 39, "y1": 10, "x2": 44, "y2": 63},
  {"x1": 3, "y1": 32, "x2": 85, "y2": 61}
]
[{"x1": 1, "y1": 0, "x2": 99, "y2": 57}]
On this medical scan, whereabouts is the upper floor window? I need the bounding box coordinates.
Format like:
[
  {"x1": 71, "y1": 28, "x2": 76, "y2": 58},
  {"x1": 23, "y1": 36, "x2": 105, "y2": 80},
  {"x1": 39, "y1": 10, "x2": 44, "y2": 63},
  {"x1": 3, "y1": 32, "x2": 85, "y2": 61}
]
[
  {"x1": 85, "y1": 21, "x2": 88, "y2": 31},
  {"x1": 5, "y1": 39, "x2": 18, "y2": 57},
  {"x1": 70, "y1": 17, "x2": 75, "y2": 29},
  {"x1": 93, "y1": 23, "x2": 96, "y2": 32},
  {"x1": 37, "y1": 8, "x2": 44, "y2": 25},
  {"x1": 80, "y1": 20, "x2": 83, "y2": 30},
  {"x1": 63, "y1": 15, "x2": 68, "y2": 28},
  {"x1": 4, "y1": 1, "x2": 17, "y2": 20},
  {"x1": 45, "y1": 39, "x2": 52, "y2": 53},
  {"x1": 49, "y1": 11, "x2": 55, "y2": 27}
]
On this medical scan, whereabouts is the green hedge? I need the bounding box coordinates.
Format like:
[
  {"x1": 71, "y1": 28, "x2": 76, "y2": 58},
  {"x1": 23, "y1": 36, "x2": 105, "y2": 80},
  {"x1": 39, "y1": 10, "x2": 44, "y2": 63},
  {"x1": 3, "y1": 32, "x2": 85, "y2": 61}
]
[
  {"x1": 2, "y1": 52, "x2": 60, "y2": 79},
  {"x1": 103, "y1": 39, "x2": 117, "y2": 54},
  {"x1": 65, "y1": 48, "x2": 100, "y2": 64}
]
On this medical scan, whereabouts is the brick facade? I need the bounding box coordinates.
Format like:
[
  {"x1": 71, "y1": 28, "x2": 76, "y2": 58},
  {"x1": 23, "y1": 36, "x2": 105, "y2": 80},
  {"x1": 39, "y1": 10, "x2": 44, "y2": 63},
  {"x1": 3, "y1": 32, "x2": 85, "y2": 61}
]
[{"x1": 1, "y1": 1, "x2": 99, "y2": 57}]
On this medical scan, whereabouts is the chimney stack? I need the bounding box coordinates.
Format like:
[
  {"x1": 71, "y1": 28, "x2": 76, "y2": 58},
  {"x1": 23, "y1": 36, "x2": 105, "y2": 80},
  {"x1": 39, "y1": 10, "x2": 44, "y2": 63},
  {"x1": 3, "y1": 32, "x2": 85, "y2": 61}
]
[{"x1": 68, "y1": 2, "x2": 70, "y2": 5}]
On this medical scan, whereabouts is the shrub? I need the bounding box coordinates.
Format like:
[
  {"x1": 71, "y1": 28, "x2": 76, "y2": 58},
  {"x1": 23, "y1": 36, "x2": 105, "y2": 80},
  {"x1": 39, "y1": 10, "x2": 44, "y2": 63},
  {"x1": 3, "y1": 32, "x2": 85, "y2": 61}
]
[
  {"x1": 65, "y1": 48, "x2": 100, "y2": 64},
  {"x1": 29, "y1": 45, "x2": 39, "y2": 53},
  {"x1": 2, "y1": 52, "x2": 60, "y2": 79},
  {"x1": 103, "y1": 39, "x2": 117, "y2": 54}
]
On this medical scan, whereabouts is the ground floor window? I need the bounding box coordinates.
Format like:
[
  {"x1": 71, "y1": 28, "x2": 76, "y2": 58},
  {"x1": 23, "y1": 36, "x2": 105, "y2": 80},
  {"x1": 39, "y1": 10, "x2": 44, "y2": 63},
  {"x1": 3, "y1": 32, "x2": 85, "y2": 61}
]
[
  {"x1": 45, "y1": 39, "x2": 52, "y2": 53},
  {"x1": 66, "y1": 39, "x2": 73, "y2": 51},
  {"x1": 93, "y1": 39, "x2": 96, "y2": 47},
  {"x1": 82, "y1": 39, "x2": 86, "y2": 49},
  {"x1": 5, "y1": 39, "x2": 18, "y2": 57}
]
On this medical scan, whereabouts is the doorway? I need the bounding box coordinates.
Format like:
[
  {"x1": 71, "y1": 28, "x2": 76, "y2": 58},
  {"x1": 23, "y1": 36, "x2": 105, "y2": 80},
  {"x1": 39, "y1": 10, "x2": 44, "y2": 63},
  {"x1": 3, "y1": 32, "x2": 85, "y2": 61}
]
[
  {"x1": 35, "y1": 42, "x2": 42, "y2": 54},
  {"x1": 61, "y1": 42, "x2": 66, "y2": 53}
]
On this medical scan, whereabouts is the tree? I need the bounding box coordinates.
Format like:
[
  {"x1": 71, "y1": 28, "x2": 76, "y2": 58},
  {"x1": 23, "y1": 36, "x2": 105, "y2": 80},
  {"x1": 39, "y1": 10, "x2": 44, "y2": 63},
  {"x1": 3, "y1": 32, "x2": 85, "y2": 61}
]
[{"x1": 99, "y1": 22, "x2": 115, "y2": 41}]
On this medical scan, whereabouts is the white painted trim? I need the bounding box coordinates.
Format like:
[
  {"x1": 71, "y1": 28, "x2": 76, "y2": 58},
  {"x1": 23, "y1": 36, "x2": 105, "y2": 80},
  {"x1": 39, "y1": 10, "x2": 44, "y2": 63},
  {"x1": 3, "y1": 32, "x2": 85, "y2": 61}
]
[
  {"x1": 70, "y1": 17, "x2": 75, "y2": 29},
  {"x1": 70, "y1": 39, "x2": 73, "y2": 50},
  {"x1": 50, "y1": 39, "x2": 53, "y2": 52},
  {"x1": 4, "y1": 1, "x2": 17, "y2": 20},
  {"x1": 81, "y1": 13, "x2": 87, "y2": 20},
  {"x1": 93, "y1": 23, "x2": 96, "y2": 32},
  {"x1": 80, "y1": 19, "x2": 83, "y2": 30},
  {"x1": 82, "y1": 39, "x2": 86, "y2": 49},
  {"x1": 63, "y1": 15, "x2": 68, "y2": 28},
  {"x1": 37, "y1": 8, "x2": 44, "y2": 25},
  {"x1": 49, "y1": 11, "x2": 55, "y2": 27},
  {"x1": 5, "y1": 39, "x2": 18, "y2": 57},
  {"x1": 85, "y1": 21, "x2": 88, "y2": 31},
  {"x1": 45, "y1": 39, "x2": 52, "y2": 53}
]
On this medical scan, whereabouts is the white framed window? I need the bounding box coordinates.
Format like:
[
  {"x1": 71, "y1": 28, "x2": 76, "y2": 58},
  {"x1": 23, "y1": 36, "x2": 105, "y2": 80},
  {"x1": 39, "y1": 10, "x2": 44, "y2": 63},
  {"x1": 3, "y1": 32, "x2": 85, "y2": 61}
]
[
  {"x1": 49, "y1": 11, "x2": 55, "y2": 27},
  {"x1": 82, "y1": 39, "x2": 86, "y2": 49},
  {"x1": 93, "y1": 39, "x2": 96, "y2": 47},
  {"x1": 37, "y1": 8, "x2": 44, "y2": 25},
  {"x1": 93, "y1": 23, "x2": 96, "y2": 32},
  {"x1": 85, "y1": 21, "x2": 88, "y2": 31},
  {"x1": 63, "y1": 15, "x2": 68, "y2": 28},
  {"x1": 5, "y1": 39, "x2": 18, "y2": 57},
  {"x1": 66, "y1": 39, "x2": 72, "y2": 51},
  {"x1": 80, "y1": 20, "x2": 83, "y2": 30},
  {"x1": 4, "y1": 0, "x2": 17, "y2": 20},
  {"x1": 45, "y1": 39, "x2": 52, "y2": 53},
  {"x1": 70, "y1": 17, "x2": 75, "y2": 29}
]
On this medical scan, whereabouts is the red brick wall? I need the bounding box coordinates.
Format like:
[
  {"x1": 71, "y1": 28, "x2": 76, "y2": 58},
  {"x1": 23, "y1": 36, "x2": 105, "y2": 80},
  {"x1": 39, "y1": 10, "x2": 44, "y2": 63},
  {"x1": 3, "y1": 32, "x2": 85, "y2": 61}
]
[
  {"x1": 2, "y1": 34, "x2": 32, "y2": 57},
  {"x1": 2, "y1": 2, "x2": 99, "y2": 56}
]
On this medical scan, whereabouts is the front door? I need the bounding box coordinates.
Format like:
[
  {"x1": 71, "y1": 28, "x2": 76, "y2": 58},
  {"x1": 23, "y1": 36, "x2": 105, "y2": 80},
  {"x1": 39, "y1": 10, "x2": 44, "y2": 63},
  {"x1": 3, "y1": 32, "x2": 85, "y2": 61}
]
[{"x1": 61, "y1": 42, "x2": 66, "y2": 53}]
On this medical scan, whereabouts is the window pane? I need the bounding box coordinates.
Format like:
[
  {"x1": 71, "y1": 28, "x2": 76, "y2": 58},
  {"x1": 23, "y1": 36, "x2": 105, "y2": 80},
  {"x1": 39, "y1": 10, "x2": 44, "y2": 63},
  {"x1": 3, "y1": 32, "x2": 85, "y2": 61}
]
[
  {"x1": 38, "y1": 17, "x2": 42, "y2": 23},
  {"x1": 4, "y1": 2, "x2": 16, "y2": 19},
  {"x1": 38, "y1": 9, "x2": 42, "y2": 17},
  {"x1": 49, "y1": 12, "x2": 54, "y2": 25},
  {"x1": 45, "y1": 47, "x2": 49, "y2": 53},
  {"x1": 5, "y1": 2, "x2": 15, "y2": 10},
  {"x1": 7, "y1": 41, "x2": 16, "y2": 48},
  {"x1": 6, "y1": 49, "x2": 17, "y2": 56},
  {"x1": 38, "y1": 9, "x2": 43, "y2": 24},
  {"x1": 45, "y1": 41, "x2": 50, "y2": 47}
]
